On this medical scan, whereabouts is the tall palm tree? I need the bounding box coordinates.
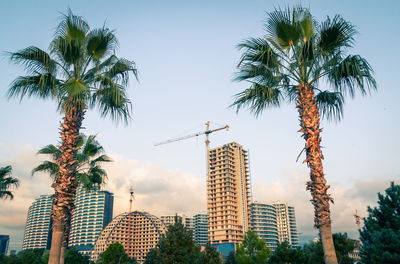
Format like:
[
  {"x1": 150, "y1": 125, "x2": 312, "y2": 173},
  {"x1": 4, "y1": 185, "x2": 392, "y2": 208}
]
[
  {"x1": 33, "y1": 134, "x2": 112, "y2": 263},
  {"x1": 232, "y1": 6, "x2": 376, "y2": 264},
  {"x1": 0, "y1": 166, "x2": 19, "y2": 200},
  {"x1": 8, "y1": 10, "x2": 137, "y2": 264}
]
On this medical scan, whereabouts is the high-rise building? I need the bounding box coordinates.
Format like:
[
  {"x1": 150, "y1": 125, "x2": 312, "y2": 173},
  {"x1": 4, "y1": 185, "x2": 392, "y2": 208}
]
[
  {"x1": 93, "y1": 211, "x2": 167, "y2": 264},
  {"x1": 274, "y1": 203, "x2": 299, "y2": 247},
  {"x1": 22, "y1": 195, "x2": 53, "y2": 250},
  {"x1": 193, "y1": 214, "x2": 208, "y2": 246},
  {"x1": 250, "y1": 202, "x2": 279, "y2": 249},
  {"x1": 68, "y1": 186, "x2": 114, "y2": 255},
  {"x1": 208, "y1": 142, "x2": 251, "y2": 248},
  {"x1": 250, "y1": 202, "x2": 299, "y2": 249},
  {"x1": 0, "y1": 235, "x2": 10, "y2": 255},
  {"x1": 160, "y1": 214, "x2": 194, "y2": 232}
]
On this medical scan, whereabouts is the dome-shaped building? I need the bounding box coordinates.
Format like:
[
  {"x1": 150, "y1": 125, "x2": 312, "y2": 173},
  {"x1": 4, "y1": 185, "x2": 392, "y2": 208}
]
[{"x1": 92, "y1": 211, "x2": 167, "y2": 263}]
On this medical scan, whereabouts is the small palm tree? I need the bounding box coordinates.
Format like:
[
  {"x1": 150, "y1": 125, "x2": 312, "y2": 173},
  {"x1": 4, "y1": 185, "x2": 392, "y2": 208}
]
[
  {"x1": 232, "y1": 6, "x2": 376, "y2": 264},
  {"x1": 33, "y1": 134, "x2": 111, "y2": 257},
  {"x1": 0, "y1": 166, "x2": 19, "y2": 200},
  {"x1": 8, "y1": 10, "x2": 136, "y2": 264}
]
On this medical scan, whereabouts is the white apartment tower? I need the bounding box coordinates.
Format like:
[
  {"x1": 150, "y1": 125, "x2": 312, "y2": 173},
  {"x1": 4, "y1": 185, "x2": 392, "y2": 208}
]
[{"x1": 22, "y1": 195, "x2": 53, "y2": 250}]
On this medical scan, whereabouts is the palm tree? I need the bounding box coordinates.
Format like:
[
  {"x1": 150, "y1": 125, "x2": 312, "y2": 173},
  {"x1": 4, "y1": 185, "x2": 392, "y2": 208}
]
[
  {"x1": 33, "y1": 134, "x2": 111, "y2": 263},
  {"x1": 0, "y1": 166, "x2": 19, "y2": 200},
  {"x1": 232, "y1": 6, "x2": 376, "y2": 264},
  {"x1": 8, "y1": 10, "x2": 137, "y2": 264}
]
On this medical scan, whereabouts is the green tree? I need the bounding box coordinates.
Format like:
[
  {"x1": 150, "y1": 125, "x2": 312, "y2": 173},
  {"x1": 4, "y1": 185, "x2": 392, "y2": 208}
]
[
  {"x1": 303, "y1": 233, "x2": 357, "y2": 264},
  {"x1": 0, "y1": 165, "x2": 19, "y2": 200},
  {"x1": 64, "y1": 248, "x2": 90, "y2": 264},
  {"x1": 147, "y1": 218, "x2": 200, "y2": 264},
  {"x1": 232, "y1": 6, "x2": 376, "y2": 264},
  {"x1": 235, "y1": 231, "x2": 271, "y2": 264},
  {"x1": 197, "y1": 244, "x2": 223, "y2": 264},
  {"x1": 97, "y1": 243, "x2": 134, "y2": 264},
  {"x1": 17, "y1": 249, "x2": 47, "y2": 264},
  {"x1": 360, "y1": 182, "x2": 400, "y2": 263},
  {"x1": 8, "y1": 10, "x2": 137, "y2": 264},
  {"x1": 269, "y1": 241, "x2": 306, "y2": 264},
  {"x1": 224, "y1": 252, "x2": 237, "y2": 264}
]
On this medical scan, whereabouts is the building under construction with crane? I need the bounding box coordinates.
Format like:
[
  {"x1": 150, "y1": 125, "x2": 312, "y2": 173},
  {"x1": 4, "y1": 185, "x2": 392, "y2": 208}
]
[
  {"x1": 208, "y1": 142, "x2": 251, "y2": 253},
  {"x1": 155, "y1": 122, "x2": 251, "y2": 254}
]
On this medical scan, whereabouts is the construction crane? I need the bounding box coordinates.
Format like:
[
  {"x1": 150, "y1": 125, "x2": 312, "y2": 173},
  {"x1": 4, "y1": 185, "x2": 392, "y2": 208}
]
[{"x1": 154, "y1": 121, "x2": 229, "y2": 180}]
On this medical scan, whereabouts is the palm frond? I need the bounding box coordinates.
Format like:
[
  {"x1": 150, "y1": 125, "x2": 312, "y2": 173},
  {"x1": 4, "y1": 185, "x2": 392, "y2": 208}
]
[
  {"x1": 8, "y1": 74, "x2": 60, "y2": 100},
  {"x1": 316, "y1": 90, "x2": 344, "y2": 121},
  {"x1": 32, "y1": 161, "x2": 59, "y2": 180},
  {"x1": 90, "y1": 154, "x2": 112, "y2": 166},
  {"x1": 231, "y1": 83, "x2": 282, "y2": 117},
  {"x1": 86, "y1": 27, "x2": 118, "y2": 60},
  {"x1": 237, "y1": 38, "x2": 280, "y2": 69},
  {"x1": 54, "y1": 8, "x2": 89, "y2": 40},
  {"x1": 0, "y1": 166, "x2": 19, "y2": 200},
  {"x1": 104, "y1": 58, "x2": 138, "y2": 85},
  {"x1": 90, "y1": 82, "x2": 132, "y2": 124},
  {"x1": 37, "y1": 144, "x2": 61, "y2": 160},
  {"x1": 318, "y1": 15, "x2": 357, "y2": 55},
  {"x1": 9, "y1": 46, "x2": 56, "y2": 74},
  {"x1": 265, "y1": 7, "x2": 303, "y2": 49},
  {"x1": 328, "y1": 55, "x2": 376, "y2": 98}
]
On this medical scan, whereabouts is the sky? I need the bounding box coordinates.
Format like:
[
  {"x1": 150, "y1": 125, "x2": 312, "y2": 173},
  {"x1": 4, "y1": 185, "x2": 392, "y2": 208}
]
[{"x1": 0, "y1": 0, "x2": 399, "y2": 251}]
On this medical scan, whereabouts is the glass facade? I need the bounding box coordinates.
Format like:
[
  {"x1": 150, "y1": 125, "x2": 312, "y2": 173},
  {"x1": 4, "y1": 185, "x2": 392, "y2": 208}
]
[
  {"x1": 68, "y1": 186, "x2": 113, "y2": 256},
  {"x1": 250, "y1": 202, "x2": 279, "y2": 250},
  {"x1": 22, "y1": 195, "x2": 53, "y2": 250}
]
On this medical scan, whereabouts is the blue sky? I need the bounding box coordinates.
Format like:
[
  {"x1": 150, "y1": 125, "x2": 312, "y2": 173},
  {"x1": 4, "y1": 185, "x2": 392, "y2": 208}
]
[{"x1": 0, "y1": 0, "x2": 399, "y2": 250}]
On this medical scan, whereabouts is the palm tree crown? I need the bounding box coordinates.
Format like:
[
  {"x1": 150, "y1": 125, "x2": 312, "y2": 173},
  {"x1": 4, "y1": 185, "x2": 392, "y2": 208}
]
[
  {"x1": 32, "y1": 134, "x2": 112, "y2": 190},
  {"x1": 8, "y1": 9, "x2": 137, "y2": 122},
  {"x1": 232, "y1": 6, "x2": 376, "y2": 120},
  {"x1": 0, "y1": 166, "x2": 19, "y2": 200}
]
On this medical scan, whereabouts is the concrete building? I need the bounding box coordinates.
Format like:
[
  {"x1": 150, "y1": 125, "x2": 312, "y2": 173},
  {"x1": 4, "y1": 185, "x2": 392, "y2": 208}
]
[
  {"x1": 274, "y1": 203, "x2": 299, "y2": 247},
  {"x1": 160, "y1": 214, "x2": 194, "y2": 232},
  {"x1": 68, "y1": 186, "x2": 114, "y2": 255},
  {"x1": 22, "y1": 195, "x2": 53, "y2": 250},
  {"x1": 93, "y1": 211, "x2": 167, "y2": 264},
  {"x1": 208, "y1": 142, "x2": 251, "y2": 249},
  {"x1": 0, "y1": 235, "x2": 10, "y2": 255},
  {"x1": 250, "y1": 202, "x2": 279, "y2": 249},
  {"x1": 193, "y1": 213, "x2": 208, "y2": 246}
]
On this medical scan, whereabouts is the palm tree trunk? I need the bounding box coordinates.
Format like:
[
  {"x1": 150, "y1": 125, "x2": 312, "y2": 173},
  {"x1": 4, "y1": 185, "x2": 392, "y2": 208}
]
[
  {"x1": 48, "y1": 107, "x2": 84, "y2": 264},
  {"x1": 296, "y1": 83, "x2": 338, "y2": 264}
]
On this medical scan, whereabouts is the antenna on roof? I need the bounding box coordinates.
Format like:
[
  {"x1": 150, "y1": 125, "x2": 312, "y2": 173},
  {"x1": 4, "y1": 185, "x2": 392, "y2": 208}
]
[{"x1": 129, "y1": 186, "x2": 134, "y2": 213}]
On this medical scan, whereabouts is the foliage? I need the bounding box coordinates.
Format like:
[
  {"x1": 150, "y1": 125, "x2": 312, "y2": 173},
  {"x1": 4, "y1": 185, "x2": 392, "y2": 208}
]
[
  {"x1": 0, "y1": 249, "x2": 47, "y2": 264},
  {"x1": 144, "y1": 218, "x2": 222, "y2": 264},
  {"x1": 32, "y1": 134, "x2": 112, "y2": 190},
  {"x1": 64, "y1": 247, "x2": 91, "y2": 264},
  {"x1": 268, "y1": 241, "x2": 306, "y2": 264},
  {"x1": 97, "y1": 243, "x2": 135, "y2": 264},
  {"x1": 0, "y1": 165, "x2": 19, "y2": 200},
  {"x1": 224, "y1": 252, "x2": 237, "y2": 264},
  {"x1": 145, "y1": 218, "x2": 199, "y2": 264},
  {"x1": 302, "y1": 233, "x2": 357, "y2": 264},
  {"x1": 235, "y1": 231, "x2": 271, "y2": 264},
  {"x1": 360, "y1": 182, "x2": 400, "y2": 263},
  {"x1": 197, "y1": 244, "x2": 223, "y2": 264}
]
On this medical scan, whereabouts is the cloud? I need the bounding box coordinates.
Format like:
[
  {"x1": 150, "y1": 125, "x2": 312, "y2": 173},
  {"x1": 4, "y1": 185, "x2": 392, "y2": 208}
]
[
  {"x1": 252, "y1": 168, "x2": 398, "y2": 243},
  {"x1": 0, "y1": 145, "x2": 207, "y2": 251}
]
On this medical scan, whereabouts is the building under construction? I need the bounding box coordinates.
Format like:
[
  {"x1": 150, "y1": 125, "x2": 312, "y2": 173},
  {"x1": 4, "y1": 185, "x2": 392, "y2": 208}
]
[
  {"x1": 92, "y1": 211, "x2": 167, "y2": 263},
  {"x1": 207, "y1": 142, "x2": 251, "y2": 248}
]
